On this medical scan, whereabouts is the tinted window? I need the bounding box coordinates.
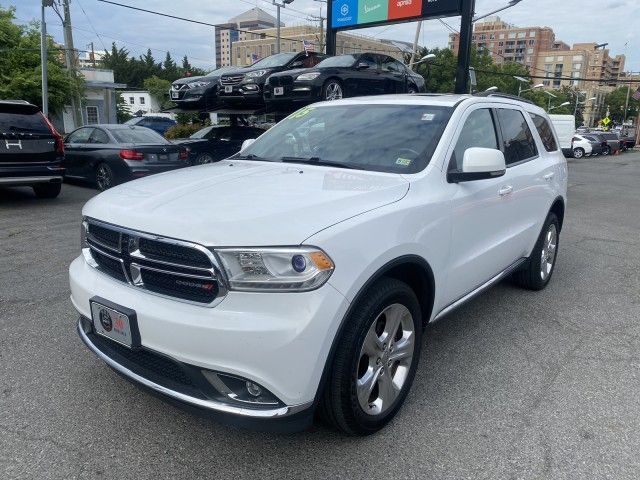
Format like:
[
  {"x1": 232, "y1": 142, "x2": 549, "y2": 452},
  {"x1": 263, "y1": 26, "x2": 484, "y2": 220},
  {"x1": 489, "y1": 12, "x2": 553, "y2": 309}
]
[
  {"x1": 529, "y1": 113, "x2": 558, "y2": 152},
  {"x1": 381, "y1": 57, "x2": 404, "y2": 73},
  {"x1": 109, "y1": 127, "x2": 169, "y2": 144},
  {"x1": 584, "y1": 135, "x2": 598, "y2": 142},
  {"x1": 496, "y1": 109, "x2": 538, "y2": 165},
  {"x1": 316, "y1": 55, "x2": 357, "y2": 68},
  {"x1": 67, "y1": 128, "x2": 94, "y2": 144},
  {"x1": 0, "y1": 112, "x2": 49, "y2": 134},
  {"x1": 190, "y1": 126, "x2": 215, "y2": 139},
  {"x1": 449, "y1": 109, "x2": 498, "y2": 172},
  {"x1": 90, "y1": 129, "x2": 110, "y2": 144},
  {"x1": 239, "y1": 104, "x2": 453, "y2": 174},
  {"x1": 124, "y1": 117, "x2": 142, "y2": 125},
  {"x1": 250, "y1": 53, "x2": 297, "y2": 68},
  {"x1": 359, "y1": 54, "x2": 377, "y2": 69}
]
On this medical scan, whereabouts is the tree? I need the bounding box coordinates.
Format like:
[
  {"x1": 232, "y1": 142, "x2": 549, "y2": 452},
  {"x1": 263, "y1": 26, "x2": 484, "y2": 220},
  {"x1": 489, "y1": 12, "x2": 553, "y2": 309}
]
[
  {"x1": 143, "y1": 75, "x2": 172, "y2": 110},
  {"x1": 115, "y1": 92, "x2": 132, "y2": 123},
  {"x1": 0, "y1": 6, "x2": 83, "y2": 115},
  {"x1": 605, "y1": 86, "x2": 639, "y2": 124}
]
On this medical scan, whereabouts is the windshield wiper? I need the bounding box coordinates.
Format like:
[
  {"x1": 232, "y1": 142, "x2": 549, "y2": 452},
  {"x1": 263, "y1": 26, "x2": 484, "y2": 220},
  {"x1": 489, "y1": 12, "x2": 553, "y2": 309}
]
[
  {"x1": 231, "y1": 153, "x2": 272, "y2": 161},
  {"x1": 280, "y1": 156, "x2": 355, "y2": 170}
]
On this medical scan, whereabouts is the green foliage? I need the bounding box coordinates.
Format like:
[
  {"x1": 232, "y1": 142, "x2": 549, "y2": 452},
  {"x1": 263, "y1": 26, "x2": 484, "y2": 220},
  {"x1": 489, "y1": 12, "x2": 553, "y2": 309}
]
[
  {"x1": 605, "y1": 86, "x2": 639, "y2": 123},
  {"x1": 143, "y1": 75, "x2": 172, "y2": 109},
  {"x1": 0, "y1": 6, "x2": 84, "y2": 115},
  {"x1": 164, "y1": 123, "x2": 206, "y2": 140},
  {"x1": 115, "y1": 92, "x2": 132, "y2": 123},
  {"x1": 100, "y1": 43, "x2": 207, "y2": 88}
]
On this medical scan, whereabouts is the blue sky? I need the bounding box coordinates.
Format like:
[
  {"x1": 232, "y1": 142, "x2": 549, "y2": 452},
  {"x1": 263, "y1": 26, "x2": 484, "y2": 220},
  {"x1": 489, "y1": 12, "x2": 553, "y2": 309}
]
[{"x1": 9, "y1": 0, "x2": 639, "y2": 72}]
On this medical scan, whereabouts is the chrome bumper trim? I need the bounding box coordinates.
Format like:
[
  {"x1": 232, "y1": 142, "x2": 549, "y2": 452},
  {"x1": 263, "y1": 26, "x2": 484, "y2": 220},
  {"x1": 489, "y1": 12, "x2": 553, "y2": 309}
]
[
  {"x1": 77, "y1": 319, "x2": 311, "y2": 418},
  {"x1": 0, "y1": 176, "x2": 63, "y2": 184}
]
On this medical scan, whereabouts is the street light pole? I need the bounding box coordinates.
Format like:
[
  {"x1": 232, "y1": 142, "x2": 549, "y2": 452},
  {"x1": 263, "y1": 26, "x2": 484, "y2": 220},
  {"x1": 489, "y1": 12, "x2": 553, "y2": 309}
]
[
  {"x1": 40, "y1": 0, "x2": 51, "y2": 117},
  {"x1": 473, "y1": 0, "x2": 524, "y2": 22},
  {"x1": 273, "y1": 0, "x2": 294, "y2": 54}
]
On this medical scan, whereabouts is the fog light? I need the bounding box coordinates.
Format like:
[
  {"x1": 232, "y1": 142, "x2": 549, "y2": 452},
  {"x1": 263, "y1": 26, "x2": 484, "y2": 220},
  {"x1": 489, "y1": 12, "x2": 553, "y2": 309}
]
[{"x1": 246, "y1": 381, "x2": 262, "y2": 397}]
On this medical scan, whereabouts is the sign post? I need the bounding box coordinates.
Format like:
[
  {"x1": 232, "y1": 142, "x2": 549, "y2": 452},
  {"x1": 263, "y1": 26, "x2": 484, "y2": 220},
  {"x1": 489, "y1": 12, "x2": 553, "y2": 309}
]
[{"x1": 325, "y1": 0, "x2": 474, "y2": 93}]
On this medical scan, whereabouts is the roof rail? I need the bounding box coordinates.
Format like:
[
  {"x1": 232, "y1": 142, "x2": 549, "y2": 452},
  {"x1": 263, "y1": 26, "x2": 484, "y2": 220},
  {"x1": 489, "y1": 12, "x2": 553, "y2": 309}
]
[{"x1": 472, "y1": 92, "x2": 535, "y2": 105}]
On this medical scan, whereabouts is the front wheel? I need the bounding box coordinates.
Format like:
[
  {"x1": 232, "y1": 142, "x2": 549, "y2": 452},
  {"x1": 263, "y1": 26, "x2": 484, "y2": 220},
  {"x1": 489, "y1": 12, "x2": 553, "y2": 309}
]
[
  {"x1": 512, "y1": 212, "x2": 560, "y2": 290},
  {"x1": 323, "y1": 80, "x2": 343, "y2": 101},
  {"x1": 319, "y1": 278, "x2": 422, "y2": 435},
  {"x1": 195, "y1": 152, "x2": 215, "y2": 164},
  {"x1": 602, "y1": 146, "x2": 611, "y2": 156},
  {"x1": 407, "y1": 85, "x2": 418, "y2": 94},
  {"x1": 573, "y1": 147, "x2": 585, "y2": 159}
]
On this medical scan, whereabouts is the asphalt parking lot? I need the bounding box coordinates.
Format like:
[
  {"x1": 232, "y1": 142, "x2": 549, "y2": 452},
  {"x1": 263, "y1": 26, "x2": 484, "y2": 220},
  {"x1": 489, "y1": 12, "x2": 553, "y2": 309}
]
[{"x1": 1, "y1": 151, "x2": 640, "y2": 479}]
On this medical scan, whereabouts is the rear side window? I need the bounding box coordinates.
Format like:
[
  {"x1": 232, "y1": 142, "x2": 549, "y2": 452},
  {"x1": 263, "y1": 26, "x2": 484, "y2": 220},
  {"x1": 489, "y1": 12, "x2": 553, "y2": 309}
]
[
  {"x1": 496, "y1": 109, "x2": 538, "y2": 165},
  {"x1": 0, "y1": 112, "x2": 49, "y2": 134},
  {"x1": 529, "y1": 113, "x2": 558, "y2": 152}
]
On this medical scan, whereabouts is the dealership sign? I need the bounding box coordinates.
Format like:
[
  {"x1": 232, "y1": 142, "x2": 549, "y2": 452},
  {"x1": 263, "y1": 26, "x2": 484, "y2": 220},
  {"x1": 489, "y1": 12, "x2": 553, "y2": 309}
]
[{"x1": 331, "y1": 0, "x2": 462, "y2": 29}]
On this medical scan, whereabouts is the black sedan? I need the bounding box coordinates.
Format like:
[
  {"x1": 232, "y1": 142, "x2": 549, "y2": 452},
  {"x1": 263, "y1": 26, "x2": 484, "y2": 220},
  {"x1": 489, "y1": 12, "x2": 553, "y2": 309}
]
[
  {"x1": 173, "y1": 125, "x2": 267, "y2": 164},
  {"x1": 264, "y1": 53, "x2": 427, "y2": 112},
  {"x1": 62, "y1": 125, "x2": 189, "y2": 191},
  {"x1": 218, "y1": 52, "x2": 327, "y2": 109},
  {"x1": 170, "y1": 66, "x2": 238, "y2": 111}
]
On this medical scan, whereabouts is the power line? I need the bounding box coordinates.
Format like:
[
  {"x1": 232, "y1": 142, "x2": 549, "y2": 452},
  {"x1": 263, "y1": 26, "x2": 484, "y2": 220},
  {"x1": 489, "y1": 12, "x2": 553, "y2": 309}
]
[{"x1": 74, "y1": 0, "x2": 108, "y2": 52}]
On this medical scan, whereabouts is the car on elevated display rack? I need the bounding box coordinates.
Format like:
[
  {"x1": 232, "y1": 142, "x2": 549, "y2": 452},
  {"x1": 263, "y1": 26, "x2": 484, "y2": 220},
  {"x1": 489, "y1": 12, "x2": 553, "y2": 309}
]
[
  {"x1": 0, "y1": 100, "x2": 65, "y2": 198},
  {"x1": 170, "y1": 66, "x2": 238, "y2": 111},
  {"x1": 62, "y1": 124, "x2": 189, "y2": 191},
  {"x1": 124, "y1": 116, "x2": 177, "y2": 136},
  {"x1": 70, "y1": 93, "x2": 567, "y2": 435},
  {"x1": 172, "y1": 125, "x2": 268, "y2": 164},
  {"x1": 218, "y1": 52, "x2": 327, "y2": 109},
  {"x1": 264, "y1": 53, "x2": 427, "y2": 110}
]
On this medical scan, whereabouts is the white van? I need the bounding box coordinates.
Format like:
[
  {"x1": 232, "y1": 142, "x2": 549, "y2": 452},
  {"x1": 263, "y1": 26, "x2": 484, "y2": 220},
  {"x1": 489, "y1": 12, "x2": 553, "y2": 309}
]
[{"x1": 549, "y1": 114, "x2": 576, "y2": 157}]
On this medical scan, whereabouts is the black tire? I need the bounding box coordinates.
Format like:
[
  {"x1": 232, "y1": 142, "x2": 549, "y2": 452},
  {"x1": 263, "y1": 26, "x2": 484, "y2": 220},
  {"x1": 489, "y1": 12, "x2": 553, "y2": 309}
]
[
  {"x1": 573, "y1": 147, "x2": 584, "y2": 159},
  {"x1": 512, "y1": 212, "x2": 560, "y2": 290},
  {"x1": 319, "y1": 277, "x2": 422, "y2": 435},
  {"x1": 322, "y1": 79, "x2": 344, "y2": 101},
  {"x1": 95, "y1": 163, "x2": 116, "y2": 191},
  {"x1": 407, "y1": 84, "x2": 418, "y2": 94},
  {"x1": 602, "y1": 146, "x2": 611, "y2": 156},
  {"x1": 195, "y1": 152, "x2": 215, "y2": 165},
  {"x1": 32, "y1": 182, "x2": 61, "y2": 199}
]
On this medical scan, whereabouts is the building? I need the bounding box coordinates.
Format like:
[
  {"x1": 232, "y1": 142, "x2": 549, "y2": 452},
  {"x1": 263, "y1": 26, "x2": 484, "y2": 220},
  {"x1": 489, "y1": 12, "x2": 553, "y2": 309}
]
[
  {"x1": 215, "y1": 8, "x2": 281, "y2": 67},
  {"x1": 230, "y1": 25, "x2": 405, "y2": 67},
  {"x1": 121, "y1": 90, "x2": 161, "y2": 116},
  {"x1": 448, "y1": 16, "x2": 556, "y2": 70},
  {"x1": 78, "y1": 49, "x2": 105, "y2": 69}
]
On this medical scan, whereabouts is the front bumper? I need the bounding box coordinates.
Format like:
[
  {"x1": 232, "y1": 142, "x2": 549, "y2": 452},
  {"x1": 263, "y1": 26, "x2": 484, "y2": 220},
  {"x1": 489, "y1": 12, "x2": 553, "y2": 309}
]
[{"x1": 69, "y1": 254, "x2": 349, "y2": 426}]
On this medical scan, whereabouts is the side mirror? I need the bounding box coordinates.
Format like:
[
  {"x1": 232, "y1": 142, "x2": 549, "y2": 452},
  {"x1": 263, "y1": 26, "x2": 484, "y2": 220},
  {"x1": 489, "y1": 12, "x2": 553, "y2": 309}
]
[
  {"x1": 356, "y1": 62, "x2": 371, "y2": 70},
  {"x1": 241, "y1": 138, "x2": 256, "y2": 151},
  {"x1": 448, "y1": 147, "x2": 506, "y2": 183}
]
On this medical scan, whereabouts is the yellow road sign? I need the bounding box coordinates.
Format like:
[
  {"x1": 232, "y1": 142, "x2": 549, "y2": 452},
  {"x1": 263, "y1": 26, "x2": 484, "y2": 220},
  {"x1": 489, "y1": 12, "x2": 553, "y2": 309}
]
[{"x1": 602, "y1": 117, "x2": 611, "y2": 126}]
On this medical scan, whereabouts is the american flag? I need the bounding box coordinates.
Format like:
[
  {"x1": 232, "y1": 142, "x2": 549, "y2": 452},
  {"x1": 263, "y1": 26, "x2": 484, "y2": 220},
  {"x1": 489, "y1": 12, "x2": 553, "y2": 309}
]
[
  {"x1": 250, "y1": 52, "x2": 261, "y2": 63},
  {"x1": 303, "y1": 39, "x2": 315, "y2": 53},
  {"x1": 633, "y1": 87, "x2": 640, "y2": 101}
]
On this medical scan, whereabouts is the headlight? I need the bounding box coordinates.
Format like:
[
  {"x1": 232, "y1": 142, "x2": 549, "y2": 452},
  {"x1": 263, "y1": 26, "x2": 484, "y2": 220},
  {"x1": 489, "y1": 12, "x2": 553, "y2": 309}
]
[
  {"x1": 215, "y1": 247, "x2": 334, "y2": 292},
  {"x1": 190, "y1": 81, "x2": 211, "y2": 88},
  {"x1": 296, "y1": 72, "x2": 321, "y2": 81},
  {"x1": 246, "y1": 70, "x2": 269, "y2": 78}
]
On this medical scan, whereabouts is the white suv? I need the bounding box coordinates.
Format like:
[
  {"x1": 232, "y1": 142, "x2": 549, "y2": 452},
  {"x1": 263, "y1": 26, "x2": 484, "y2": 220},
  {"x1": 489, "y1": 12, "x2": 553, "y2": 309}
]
[{"x1": 70, "y1": 94, "x2": 567, "y2": 435}]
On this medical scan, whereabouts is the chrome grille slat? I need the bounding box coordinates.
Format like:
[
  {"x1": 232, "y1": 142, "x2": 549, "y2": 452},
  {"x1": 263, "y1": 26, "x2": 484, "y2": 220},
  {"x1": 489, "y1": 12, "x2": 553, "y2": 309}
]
[
  {"x1": 220, "y1": 75, "x2": 244, "y2": 86},
  {"x1": 84, "y1": 218, "x2": 227, "y2": 307}
]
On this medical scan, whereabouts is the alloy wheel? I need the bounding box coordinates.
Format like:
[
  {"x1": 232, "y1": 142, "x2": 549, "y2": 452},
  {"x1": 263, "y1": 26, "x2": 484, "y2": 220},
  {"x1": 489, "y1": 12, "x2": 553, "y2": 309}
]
[
  {"x1": 197, "y1": 153, "x2": 214, "y2": 164},
  {"x1": 356, "y1": 303, "x2": 415, "y2": 416},
  {"x1": 96, "y1": 164, "x2": 113, "y2": 191},
  {"x1": 325, "y1": 82, "x2": 343, "y2": 101},
  {"x1": 540, "y1": 223, "x2": 557, "y2": 281},
  {"x1": 573, "y1": 148, "x2": 584, "y2": 159}
]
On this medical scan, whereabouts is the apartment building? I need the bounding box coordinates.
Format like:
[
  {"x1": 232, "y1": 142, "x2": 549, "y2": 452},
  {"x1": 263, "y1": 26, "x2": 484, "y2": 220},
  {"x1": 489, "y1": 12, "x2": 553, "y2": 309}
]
[
  {"x1": 448, "y1": 16, "x2": 556, "y2": 70},
  {"x1": 215, "y1": 8, "x2": 281, "y2": 67},
  {"x1": 230, "y1": 25, "x2": 405, "y2": 67}
]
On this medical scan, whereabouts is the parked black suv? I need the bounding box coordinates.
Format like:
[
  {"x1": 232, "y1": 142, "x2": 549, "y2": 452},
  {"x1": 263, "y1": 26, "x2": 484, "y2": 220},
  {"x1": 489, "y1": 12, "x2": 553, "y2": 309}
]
[
  {"x1": 264, "y1": 53, "x2": 427, "y2": 112},
  {"x1": 218, "y1": 52, "x2": 327, "y2": 109},
  {"x1": 0, "y1": 100, "x2": 65, "y2": 198},
  {"x1": 170, "y1": 66, "x2": 238, "y2": 111}
]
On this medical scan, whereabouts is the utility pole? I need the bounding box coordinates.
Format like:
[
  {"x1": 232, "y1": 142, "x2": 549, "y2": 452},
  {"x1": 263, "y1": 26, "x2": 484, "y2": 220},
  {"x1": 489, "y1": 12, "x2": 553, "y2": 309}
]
[
  {"x1": 62, "y1": 0, "x2": 82, "y2": 127},
  {"x1": 89, "y1": 41, "x2": 96, "y2": 67},
  {"x1": 409, "y1": 21, "x2": 422, "y2": 68},
  {"x1": 40, "y1": 1, "x2": 53, "y2": 117},
  {"x1": 623, "y1": 83, "x2": 631, "y2": 125},
  {"x1": 273, "y1": 0, "x2": 294, "y2": 54},
  {"x1": 454, "y1": 0, "x2": 476, "y2": 94}
]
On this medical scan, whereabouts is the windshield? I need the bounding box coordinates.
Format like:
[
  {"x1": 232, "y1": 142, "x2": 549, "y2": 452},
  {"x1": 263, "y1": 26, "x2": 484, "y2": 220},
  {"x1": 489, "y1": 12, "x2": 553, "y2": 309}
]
[
  {"x1": 109, "y1": 127, "x2": 169, "y2": 144},
  {"x1": 237, "y1": 104, "x2": 453, "y2": 174},
  {"x1": 316, "y1": 55, "x2": 357, "y2": 68},
  {"x1": 251, "y1": 53, "x2": 297, "y2": 69},
  {"x1": 190, "y1": 126, "x2": 214, "y2": 139}
]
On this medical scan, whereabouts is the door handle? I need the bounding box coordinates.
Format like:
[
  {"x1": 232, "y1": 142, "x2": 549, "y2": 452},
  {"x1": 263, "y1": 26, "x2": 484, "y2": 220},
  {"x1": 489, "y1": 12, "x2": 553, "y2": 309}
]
[
  {"x1": 498, "y1": 185, "x2": 513, "y2": 197},
  {"x1": 544, "y1": 172, "x2": 555, "y2": 181}
]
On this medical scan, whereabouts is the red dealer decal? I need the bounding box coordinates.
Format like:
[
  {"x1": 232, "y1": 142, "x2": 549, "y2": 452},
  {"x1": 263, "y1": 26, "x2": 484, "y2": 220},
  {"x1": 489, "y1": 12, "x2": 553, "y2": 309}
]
[{"x1": 388, "y1": 0, "x2": 423, "y2": 20}]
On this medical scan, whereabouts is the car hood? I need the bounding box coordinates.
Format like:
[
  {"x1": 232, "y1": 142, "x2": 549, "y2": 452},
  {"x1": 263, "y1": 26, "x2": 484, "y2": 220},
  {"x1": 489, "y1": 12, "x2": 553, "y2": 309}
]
[
  {"x1": 269, "y1": 68, "x2": 313, "y2": 78},
  {"x1": 82, "y1": 160, "x2": 410, "y2": 246}
]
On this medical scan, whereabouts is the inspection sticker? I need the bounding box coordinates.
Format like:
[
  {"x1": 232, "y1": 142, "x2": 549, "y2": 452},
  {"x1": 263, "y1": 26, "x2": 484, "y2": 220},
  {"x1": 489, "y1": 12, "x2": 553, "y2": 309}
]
[
  {"x1": 421, "y1": 113, "x2": 436, "y2": 121},
  {"x1": 396, "y1": 157, "x2": 412, "y2": 166}
]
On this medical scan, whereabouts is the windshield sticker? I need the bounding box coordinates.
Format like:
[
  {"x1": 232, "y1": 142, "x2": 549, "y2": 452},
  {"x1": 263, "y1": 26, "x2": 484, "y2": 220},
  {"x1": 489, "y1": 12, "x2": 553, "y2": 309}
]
[
  {"x1": 396, "y1": 157, "x2": 412, "y2": 167},
  {"x1": 421, "y1": 113, "x2": 436, "y2": 121},
  {"x1": 290, "y1": 107, "x2": 314, "y2": 119}
]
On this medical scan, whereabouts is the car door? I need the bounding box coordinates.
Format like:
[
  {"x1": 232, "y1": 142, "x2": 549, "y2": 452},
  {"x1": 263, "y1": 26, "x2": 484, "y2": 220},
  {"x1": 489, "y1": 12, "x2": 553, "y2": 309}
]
[
  {"x1": 77, "y1": 127, "x2": 112, "y2": 179},
  {"x1": 63, "y1": 127, "x2": 95, "y2": 176},
  {"x1": 380, "y1": 56, "x2": 406, "y2": 93},
  {"x1": 347, "y1": 54, "x2": 380, "y2": 96},
  {"x1": 443, "y1": 106, "x2": 522, "y2": 304},
  {"x1": 494, "y1": 107, "x2": 553, "y2": 258}
]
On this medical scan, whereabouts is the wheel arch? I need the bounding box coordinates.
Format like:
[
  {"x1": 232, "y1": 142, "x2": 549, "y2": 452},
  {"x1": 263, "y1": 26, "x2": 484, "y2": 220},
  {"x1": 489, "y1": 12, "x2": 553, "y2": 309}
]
[{"x1": 549, "y1": 196, "x2": 565, "y2": 231}]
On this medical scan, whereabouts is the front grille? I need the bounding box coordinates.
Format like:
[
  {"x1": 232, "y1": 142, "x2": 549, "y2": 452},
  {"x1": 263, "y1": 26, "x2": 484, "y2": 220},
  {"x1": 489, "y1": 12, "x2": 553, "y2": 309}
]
[
  {"x1": 220, "y1": 75, "x2": 244, "y2": 86},
  {"x1": 268, "y1": 76, "x2": 293, "y2": 87},
  {"x1": 85, "y1": 219, "x2": 224, "y2": 305}
]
